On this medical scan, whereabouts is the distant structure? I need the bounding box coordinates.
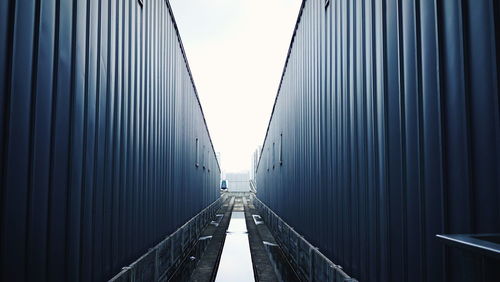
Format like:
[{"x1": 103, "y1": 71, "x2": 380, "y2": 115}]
[
  {"x1": 250, "y1": 146, "x2": 261, "y2": 182},
  {"x1": 225, "y1": 172, "x2": 251, "y2": 192},
  {"x1": 216, "y1": 152, "x2": 225, "y2": 181},
  {"x1": 216, "y1": 152, "x2": 222, "y2": 168}
]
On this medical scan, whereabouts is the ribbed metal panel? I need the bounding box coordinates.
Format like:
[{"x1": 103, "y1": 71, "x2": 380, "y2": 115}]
[
  {"x1": 0, "y1": 0, "x2": 220, "y2": 281},
  {"x1": 257, "y1": 0, "x2": 500, "y2": 281}
]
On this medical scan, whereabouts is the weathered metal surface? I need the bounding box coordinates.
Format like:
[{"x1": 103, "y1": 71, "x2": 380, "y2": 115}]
[
  {"x1": 256, "y1": 0, "x2": 500, "y2": 281},
  {"x1": 0, "y1": 0, "x2": 220, "y2": 281}
]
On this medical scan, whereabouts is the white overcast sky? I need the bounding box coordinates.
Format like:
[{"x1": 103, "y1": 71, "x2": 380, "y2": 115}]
[{"x1": 170, "y1": 0, "x2": 302, "y2": 173}]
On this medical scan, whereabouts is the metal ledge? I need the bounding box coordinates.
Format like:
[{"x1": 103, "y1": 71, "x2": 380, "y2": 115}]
[{"x1": 436, "y1": 233, "x2": 500, "y2": 259}]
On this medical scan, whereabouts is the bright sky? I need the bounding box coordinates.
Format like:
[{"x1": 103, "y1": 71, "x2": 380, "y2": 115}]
[{"x1": 170, "y1": 0, "x2": 302, "y2": 173}]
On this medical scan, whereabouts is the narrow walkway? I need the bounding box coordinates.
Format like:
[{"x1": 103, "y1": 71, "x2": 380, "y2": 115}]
[
  {"x1": 188, "y1": 197, "x2": 235, "y2": 282},
  {"x1": 185, "y1": 193, "x2": 299, "y2": 282},
  {"x1": 244, "y1": 197, "x2": 300, "y2": 282}
]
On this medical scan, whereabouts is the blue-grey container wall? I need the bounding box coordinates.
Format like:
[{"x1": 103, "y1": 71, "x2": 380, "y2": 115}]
[
  {"x1": 257, "y1": 0, "x2": 500, "y2": 281},
  {"x1": 0, "y1": 0, "x2": 220, "y2": 281}
]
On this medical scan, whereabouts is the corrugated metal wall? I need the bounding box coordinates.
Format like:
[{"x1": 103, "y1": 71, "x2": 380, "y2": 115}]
[
  {"x1": 0, "y1": 0, "x2": 220, "y2": 281},
  {"x1": 256, "y1": 0, "x2": 500, "y2": 281}
]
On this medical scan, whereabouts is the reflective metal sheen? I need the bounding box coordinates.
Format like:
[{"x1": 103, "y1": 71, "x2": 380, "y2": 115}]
[
  {"x1": 257, "y1": 0, "x2": 500, "y2": 281},
  {"x1": 0, "y1": 0, "x2": 220, "y2": 281}
]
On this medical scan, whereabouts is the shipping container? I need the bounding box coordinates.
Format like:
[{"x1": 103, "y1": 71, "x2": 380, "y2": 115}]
[
  {"x1": 256, "y1": 0, "x2": 500, "y2": 281},
  {"x1": 0, "y1": 0, "x2": 220, "y2": 281}
]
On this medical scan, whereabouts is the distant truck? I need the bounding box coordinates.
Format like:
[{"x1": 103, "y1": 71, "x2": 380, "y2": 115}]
[{"x1": 220, "y1": 180, "x2": 228, "y2": 190}]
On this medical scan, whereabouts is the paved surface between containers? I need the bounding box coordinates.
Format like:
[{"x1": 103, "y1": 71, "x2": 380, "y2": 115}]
[{"x1": 174, "y1": 193, "x2": 299, "y2": 282}]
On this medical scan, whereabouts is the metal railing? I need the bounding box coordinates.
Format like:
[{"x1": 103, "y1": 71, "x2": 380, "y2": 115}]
[
  {"x1": 109, "y1": 195, "x2": 227, "y2": 282},
  {"x1": 249, "y1": 179, "x2": 257, "y2": 193},
  {"x1": 252, "y1": 196, "x2": 357, "y2": 282}
]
